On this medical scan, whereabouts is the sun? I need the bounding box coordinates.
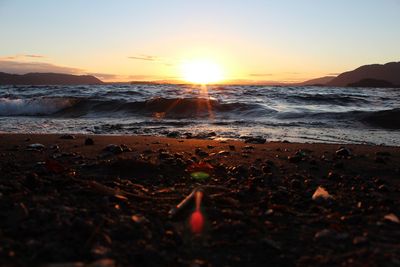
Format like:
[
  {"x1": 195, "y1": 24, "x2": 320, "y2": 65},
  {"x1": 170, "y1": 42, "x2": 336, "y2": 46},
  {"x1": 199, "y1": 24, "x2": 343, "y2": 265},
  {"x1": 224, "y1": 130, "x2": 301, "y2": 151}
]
[{"x1": 180, "y1": 59, "x2": 224, "y2": 84}]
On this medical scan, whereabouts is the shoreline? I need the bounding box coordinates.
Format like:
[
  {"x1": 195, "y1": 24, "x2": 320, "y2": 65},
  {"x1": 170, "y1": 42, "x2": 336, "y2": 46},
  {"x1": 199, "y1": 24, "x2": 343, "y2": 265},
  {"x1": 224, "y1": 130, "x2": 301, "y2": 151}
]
[{"x1": 1, "y1": 133, "x2": 399, "y2": 266}]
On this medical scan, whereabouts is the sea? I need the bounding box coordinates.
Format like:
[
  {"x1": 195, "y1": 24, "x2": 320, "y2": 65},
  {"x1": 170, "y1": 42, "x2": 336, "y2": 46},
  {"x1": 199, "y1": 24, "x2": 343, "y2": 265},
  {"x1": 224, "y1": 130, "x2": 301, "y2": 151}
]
[{"x1": 0, "y1": 84, "x2": 399, "y2": 146}]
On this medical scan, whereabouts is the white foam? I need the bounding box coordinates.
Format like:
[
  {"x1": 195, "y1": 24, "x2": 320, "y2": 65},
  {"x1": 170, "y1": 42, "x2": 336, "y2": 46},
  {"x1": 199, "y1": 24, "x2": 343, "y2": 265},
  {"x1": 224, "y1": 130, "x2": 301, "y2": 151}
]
[{"x1": 0, "y1": 97, "x2": 75, "y2": 116}]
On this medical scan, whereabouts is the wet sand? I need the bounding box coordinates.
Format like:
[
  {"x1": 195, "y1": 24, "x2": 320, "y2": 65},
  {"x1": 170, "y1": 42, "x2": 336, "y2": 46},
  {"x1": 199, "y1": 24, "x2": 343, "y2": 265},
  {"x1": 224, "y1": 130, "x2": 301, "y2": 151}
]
[{"x1": 0, "y1": 133, "x2": 399, "y2": 266}]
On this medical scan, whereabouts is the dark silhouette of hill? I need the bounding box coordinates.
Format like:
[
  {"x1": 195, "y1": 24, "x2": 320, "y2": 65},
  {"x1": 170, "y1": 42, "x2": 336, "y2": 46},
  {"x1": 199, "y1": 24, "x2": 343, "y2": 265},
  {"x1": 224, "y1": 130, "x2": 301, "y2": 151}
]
[
  {"x1": 294, "y1": 76, "x2": 336, "y2": 86},
  {"x1": 348, "y1": 78, "x2": 399, "y2": 88},
  {"x1": 327, "y1": 62, "x2": 400, "y2": 87},
  {"x1": 0, "y1": 72, "x2": 103, "y2": 85}
]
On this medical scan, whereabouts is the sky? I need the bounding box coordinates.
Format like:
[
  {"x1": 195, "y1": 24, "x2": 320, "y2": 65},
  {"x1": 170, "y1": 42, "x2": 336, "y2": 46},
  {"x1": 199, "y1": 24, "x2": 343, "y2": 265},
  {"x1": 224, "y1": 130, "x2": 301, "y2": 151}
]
[{"x1": 0, "y1": 0, "x2": 399, "y2": 83}]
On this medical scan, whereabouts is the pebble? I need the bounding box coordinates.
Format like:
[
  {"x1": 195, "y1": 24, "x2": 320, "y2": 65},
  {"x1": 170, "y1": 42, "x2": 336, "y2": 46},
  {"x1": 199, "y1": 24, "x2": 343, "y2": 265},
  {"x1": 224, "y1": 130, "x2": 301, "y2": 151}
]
[
  {"x1": 336, "y1": 147, "x2": 351, "y2": 157},
  {"x1": 27, "y1": 143, "x2": 45, "y2": 151},
  {"x1": 104, "y1": 144, "x2": 123, "y2": 154},
  {"x1": 244, "y1": 137, "x2": 266, "y2": 144},
  {"x1": 312, "y1": 186, "x2": 333, "y2": 201},
  {"x1": 85, "y1": 138, "x2": 94, "y2": 145},
  {"x1": 195, "y1": 148, "x2": 209, "y2": 157},
  {"x1": 353, "y1": 236, "x2": 368, "y2": 245},
  {"x1": 60, "y1": 134, "x2": 75, "y2": 140}
]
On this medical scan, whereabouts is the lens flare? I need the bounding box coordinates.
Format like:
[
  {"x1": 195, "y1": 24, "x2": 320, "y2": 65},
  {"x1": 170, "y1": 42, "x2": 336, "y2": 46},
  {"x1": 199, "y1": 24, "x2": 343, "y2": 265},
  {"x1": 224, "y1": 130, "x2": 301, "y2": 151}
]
[{"x1": 181, "y1": 59, "x2": 224, "y2": 84}]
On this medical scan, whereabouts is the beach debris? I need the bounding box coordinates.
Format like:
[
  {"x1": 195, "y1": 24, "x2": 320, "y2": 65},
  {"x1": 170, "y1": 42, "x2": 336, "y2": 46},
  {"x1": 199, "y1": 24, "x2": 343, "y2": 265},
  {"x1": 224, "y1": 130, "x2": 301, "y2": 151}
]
[
  {"x1": 168, "y1": 188, "x2": 197, "y2": 219},
  {"x1": 27, "y1": 143, "x2": 45, "y2": 151},
  {"x1": 85, "y1": 137, "x2": 94, "y2": 145},
  {"x1": 191, "y1": 172, "x2": 210, "y2": 181},
  {"x1": 336, "y1": 147, "x2": 351, "y2": 157},
  {"x1": 217, "y1": 150, "x2": 230, "y2": 156},
  {"x1": 187, "y1": 161, "x2": 213, "y2": 173},
  {"x1": 45, "y1": 159, "x2": 65, "y2": 174},
  {"x1": 312, "y1": 186, "x2": 333, "y2": 201},
  {"x1": 103, "y1": 144, "x2": 123, "y2": 154},
  {"x1": 190, "y1": 190, "x2": 205, "y2": 234},
  {"x1": 195, "y1": 148, "x2": 209, "y2": 157},
  {"x1": 244, "y1": 137, "x2": 266, "y2": 144},
  {"x1": 131, "y1": 214, "x2": 148, "y2": 224},
  {"x1": 60, "y1": 134, "x2": 75, "y2": 140},
  {"x1": 384, "y1": 213, "x2": 400, "y2": 224}
]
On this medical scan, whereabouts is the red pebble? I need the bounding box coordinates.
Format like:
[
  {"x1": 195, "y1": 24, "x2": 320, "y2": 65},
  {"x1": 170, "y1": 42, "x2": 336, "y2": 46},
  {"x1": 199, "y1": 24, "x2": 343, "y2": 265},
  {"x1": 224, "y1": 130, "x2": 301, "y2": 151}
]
[{"x1": 190, "y1": 211, "x2": 204, "y2": 234}]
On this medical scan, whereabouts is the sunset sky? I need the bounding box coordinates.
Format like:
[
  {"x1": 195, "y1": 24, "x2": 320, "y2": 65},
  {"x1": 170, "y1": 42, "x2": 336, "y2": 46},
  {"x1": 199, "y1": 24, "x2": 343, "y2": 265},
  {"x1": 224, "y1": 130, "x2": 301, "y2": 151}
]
[{"x1": 0, "y1": 0, "x2": 399, "y2": 83}]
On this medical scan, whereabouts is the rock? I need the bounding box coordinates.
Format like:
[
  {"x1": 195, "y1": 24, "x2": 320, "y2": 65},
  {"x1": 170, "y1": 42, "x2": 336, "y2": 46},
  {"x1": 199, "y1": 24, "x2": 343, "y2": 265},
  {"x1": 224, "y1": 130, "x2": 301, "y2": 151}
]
[
  {"x1": 166, "y1": 131, "x2": 179, "y2": 138},
  {"x1": 195, "y1": 148, "x2": 209, "y2": 157},
  {"x1": 229, "y1": 145, "x2": 235, "y2": 151},
  {"x1": 312, "y1": 186, "x2": 333, "y2": 201},
  {"x1": 384, "y1": 213, "x2": 400, "y2": 224},
  {"x1": 27, "y1": 143, "x2": 45, "y2": 151},
  {"x1": 288, "y1": 155, "x2": 302, "y2": 163},
  {"x1": 207, "y1": 145, "x2": 215, "y2": 149},
  {"x1": 217, "y1": 150, "x2": 230, "y2": 156},
  {"x1": 245, "y1": 137, "x2": 266, "y2": 144},
  {"x1": 103, "y1": 144, "x2": 123, "y2": 154},
  {"x1": 353, "y1": 236, "x2": 368, "y2": 245},
  {"x1": 336, "y1": 147, "x2": 351, "y2": 157},
  {"x1": 60, "y1": 134, "x2": 75, "y2": 140},
  {"x1": 314, "y1": 229, "x2": 348, "y2": 241},
  {"x1": 85, "y1": 138, "x2": 94, "y2": 145}
]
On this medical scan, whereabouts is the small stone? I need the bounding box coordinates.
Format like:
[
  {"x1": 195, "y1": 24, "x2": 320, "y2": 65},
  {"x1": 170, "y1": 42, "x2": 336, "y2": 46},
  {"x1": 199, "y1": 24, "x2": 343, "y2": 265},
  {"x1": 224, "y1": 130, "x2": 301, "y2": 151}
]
[
  {"x1": 217, "y1": 150, "x2": 230, "y2": 156},
  {"x1": 195, "y1": 148, "x2": 209, "y2": 157},
  {"x1": 384, "y1": 213, "x2": 400, "y2": 224},
  {"x1": 353, "y1": 236, "x2": 368, "y2": 245},
  {"x1": 27, "y1": 143, "x2": 45, "y2": 151},
  {"x1": 104, "y1": 144, "x2": 123, "y2": 154},
  {"x1": 336, "y1": 147, "x2": 351, "y2": 157},
  {"x1": 245, "y1": 137, "x2": 266, "y2": 144},
  {"x1": 166, "y1": 131, "x2": 179, "y2": 138},
  {"x1": 60, "y1": 134, "x2": 75, "y2": 139},
  {"x1": 85, "y1": 138, "x2": 94, "y2": 145},
  {"x1": 312, "y1": 186, "x2": 333, "y2": 201}
]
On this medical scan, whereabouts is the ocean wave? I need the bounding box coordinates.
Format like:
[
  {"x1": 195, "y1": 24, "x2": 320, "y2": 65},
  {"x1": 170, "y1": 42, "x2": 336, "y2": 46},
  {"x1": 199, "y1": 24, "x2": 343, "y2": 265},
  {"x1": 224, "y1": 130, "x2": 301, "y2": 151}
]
[
  {"x1": 0, "y1": 97, "x2": 77, "y2": 116},
  {"x1": 0, "y1": 96, "x2": 268, "y2": 118},
  {"x1": 288, "y1": 94, "x2": 369, "y2": 105},
  {"x1": 361, "y1": 108, "x2": 400, "y2": 129}
]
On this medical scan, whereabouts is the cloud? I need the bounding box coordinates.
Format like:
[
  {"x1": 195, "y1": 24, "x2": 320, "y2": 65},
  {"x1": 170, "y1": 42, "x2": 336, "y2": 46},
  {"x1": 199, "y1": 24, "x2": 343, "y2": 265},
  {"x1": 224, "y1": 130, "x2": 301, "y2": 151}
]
[
  {"x1": 24, "y1": 54, "x2": 45, "y2": 58},
  {"x1": 128, "y1": 55, "x2": 159, "y2": 61},
  {"x1": 0, "y1": 60, "x2": 82, "y2": 75},
  {"x1": 249, "y1": 73, "x2": 273, "y2": 77},
  {"x1": 0, "y1": 54, "x2": 46, "y2": 60}
]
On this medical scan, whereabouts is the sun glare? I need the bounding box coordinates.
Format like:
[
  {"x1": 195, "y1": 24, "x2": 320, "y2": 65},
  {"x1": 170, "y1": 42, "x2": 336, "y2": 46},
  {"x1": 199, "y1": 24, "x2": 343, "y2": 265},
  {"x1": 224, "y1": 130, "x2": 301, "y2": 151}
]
[{"x1": 181, "y1": 59, "x2": 224, "y2": 84}]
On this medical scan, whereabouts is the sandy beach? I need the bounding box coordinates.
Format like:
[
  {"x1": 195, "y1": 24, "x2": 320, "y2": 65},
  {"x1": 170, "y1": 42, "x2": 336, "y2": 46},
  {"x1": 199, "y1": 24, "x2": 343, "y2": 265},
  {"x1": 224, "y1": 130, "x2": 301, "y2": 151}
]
[{"x1": 0, "y1": 133, "x2": 399, "y2": 266}]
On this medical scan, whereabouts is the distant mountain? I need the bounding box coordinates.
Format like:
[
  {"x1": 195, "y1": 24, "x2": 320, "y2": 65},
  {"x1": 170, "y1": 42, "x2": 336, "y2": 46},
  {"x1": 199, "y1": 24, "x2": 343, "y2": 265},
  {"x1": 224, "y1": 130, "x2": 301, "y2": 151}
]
[
  {"x1": 327, "y1": 62, "x2": 400, "y2": 87},
  {"x1": 348, "y1": 78, "x2": 398, "y2": 88},
  {"x1": 0, "y1": 72, "x2": 103, "y2": 85},
  {"x1": 294, "y1": 76, "x2": 336, "y2": 86}
]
